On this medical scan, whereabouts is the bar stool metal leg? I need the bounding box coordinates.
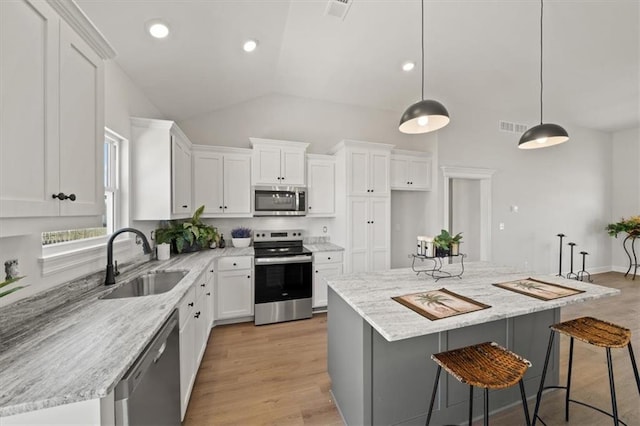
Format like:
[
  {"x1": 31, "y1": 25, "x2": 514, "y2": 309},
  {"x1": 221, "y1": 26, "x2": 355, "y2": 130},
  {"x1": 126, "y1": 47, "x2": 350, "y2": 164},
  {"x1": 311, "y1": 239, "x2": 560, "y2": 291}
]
[
  {"x1": 483, "y1": 388, "x2": 489, "y2": 426},
  {"x1": 425, "y1": 366, "x2": 441, "y2": 426},
  {"x1": 532, "y1": 330, "x2": 555, "y2": 426},
  {"x1": 566, "y1": 337, "x2": 574, "y2": 421},
  {"x1": 629, "y1": 343, "x2": 640, "y2": 396},
  {"x1": 606, "y1": 348, "x2": 619, "y2": 425},
  {"x1": 519, "y1": 379, "x2": 532, "y2": 426},
  {"x1": 468, "y1": 386, "x2": 473, "y2": 426}
]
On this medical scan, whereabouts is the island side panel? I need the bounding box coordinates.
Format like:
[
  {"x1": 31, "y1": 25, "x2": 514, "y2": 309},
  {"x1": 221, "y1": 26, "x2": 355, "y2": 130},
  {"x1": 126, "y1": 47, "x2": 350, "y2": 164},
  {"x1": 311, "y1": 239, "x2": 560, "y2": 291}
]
[{"x1": 327, "y1": 287, "x2": 372, "y2": 425}]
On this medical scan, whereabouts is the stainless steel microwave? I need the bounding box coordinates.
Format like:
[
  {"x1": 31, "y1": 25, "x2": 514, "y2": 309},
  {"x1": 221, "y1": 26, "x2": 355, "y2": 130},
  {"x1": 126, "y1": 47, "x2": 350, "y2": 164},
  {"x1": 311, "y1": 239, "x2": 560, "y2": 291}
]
[{"x1": 253, "y1": 186, "x2": 306, "y2": 216}]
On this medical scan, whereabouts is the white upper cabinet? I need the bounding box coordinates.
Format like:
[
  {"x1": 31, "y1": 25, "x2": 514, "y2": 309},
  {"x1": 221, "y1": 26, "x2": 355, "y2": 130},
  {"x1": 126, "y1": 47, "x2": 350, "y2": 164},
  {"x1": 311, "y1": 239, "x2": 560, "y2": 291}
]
[
  {"x1": 306, "y1": 154, "x2": 335, "y2": 217},
  {"x1": 130, "y1": 118, "x2": 193, "y2": 220},
  {"x1": 337, "y1": 142, "x2": 392, "y2": 197},
  {"x1": 250, "y1": 138, "x2": 309, "y2": 186},
  {"x1": 192, "y1": 146, "x2": 252, "y2": 217},
  {"x1": 0, "y1": 0, "x2": 112, "y2": 219},
  {"x1": 390, "y1": 150, "x2": 433, "y2": 191}
]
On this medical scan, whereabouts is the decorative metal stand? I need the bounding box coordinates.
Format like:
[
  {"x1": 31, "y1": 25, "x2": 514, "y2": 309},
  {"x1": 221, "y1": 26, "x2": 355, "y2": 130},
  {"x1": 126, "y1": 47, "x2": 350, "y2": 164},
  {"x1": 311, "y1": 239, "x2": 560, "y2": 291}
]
[
  {"x1": 556, "y1": 233, "x2": 566, "y2": 277},
  {"x1": 411, "y1": 253, "x2": 465, "y2": 281},
  {"x1": 566, "y1": 242, "x2": 578, "y2": 280},
  {"x1": 577, "y1": 251, "x2": 593, "y2": 282},
  {"x1": 623, "y1": 234, "x2": 638, "y2": 281}
]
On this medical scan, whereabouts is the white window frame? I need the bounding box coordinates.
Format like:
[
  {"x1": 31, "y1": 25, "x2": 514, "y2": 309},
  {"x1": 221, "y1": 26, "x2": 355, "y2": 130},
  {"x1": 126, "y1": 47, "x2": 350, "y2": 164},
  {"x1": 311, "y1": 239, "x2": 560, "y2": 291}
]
[{"x1": 40, "y1": 128, "x2": 131, "y2": 276}]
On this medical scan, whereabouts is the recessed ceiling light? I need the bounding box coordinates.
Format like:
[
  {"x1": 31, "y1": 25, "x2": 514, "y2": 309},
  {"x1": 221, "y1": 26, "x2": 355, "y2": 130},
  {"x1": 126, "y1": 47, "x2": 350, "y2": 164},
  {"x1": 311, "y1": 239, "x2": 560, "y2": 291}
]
[
  {"x1": 146, "y1": 20, "x2": 170, "y2": 39},
  {"x1": 243, "y1": 39, "x2": 258, "y2": 52},
  {"x1": 402, "y1": 61, "x2": 415, "y2": 72}
]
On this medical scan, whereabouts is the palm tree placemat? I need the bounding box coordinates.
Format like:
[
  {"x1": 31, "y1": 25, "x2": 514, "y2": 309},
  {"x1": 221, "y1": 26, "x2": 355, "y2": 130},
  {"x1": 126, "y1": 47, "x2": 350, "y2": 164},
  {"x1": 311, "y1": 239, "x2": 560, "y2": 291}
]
[
  {"x1": 493, "y1": 278, "x2": 585, "y2": 301},
  {"x1": 392, "y1": 289, "x2": 491, "y2": 321}
]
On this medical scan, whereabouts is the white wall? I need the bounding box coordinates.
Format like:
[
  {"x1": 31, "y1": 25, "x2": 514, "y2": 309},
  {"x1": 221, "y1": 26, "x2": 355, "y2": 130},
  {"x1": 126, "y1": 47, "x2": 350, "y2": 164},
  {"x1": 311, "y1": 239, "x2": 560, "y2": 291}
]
[
  {"x1": 179, "y1": 93, "x2": 439, "y2": 264},
  {"x1": 437, "y1": 102, "x2": 613, "y2": 274},
  {"x1": 610, "y1": 127, "x2": 640, "y2": 271},
  {"x1": 0, "y1": 62, "x2": 164, "y2": 307}
]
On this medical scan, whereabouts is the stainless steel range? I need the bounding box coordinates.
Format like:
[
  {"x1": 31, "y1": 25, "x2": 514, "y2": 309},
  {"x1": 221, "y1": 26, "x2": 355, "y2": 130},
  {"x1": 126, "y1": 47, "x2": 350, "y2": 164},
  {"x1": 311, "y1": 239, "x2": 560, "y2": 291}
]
[{"x1": 253, "y1": 229, "x2": 312, "y2": 325}]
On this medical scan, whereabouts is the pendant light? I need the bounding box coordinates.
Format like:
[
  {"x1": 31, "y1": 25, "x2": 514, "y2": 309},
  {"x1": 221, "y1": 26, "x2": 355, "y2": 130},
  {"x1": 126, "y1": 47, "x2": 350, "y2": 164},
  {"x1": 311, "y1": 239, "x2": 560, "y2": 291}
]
[
  {"x1": 518, "y1": 0, "x2": 569, "y2": 149},
  {"x1": 399, "y1": 0, "x2": 449, "y2": 134}
]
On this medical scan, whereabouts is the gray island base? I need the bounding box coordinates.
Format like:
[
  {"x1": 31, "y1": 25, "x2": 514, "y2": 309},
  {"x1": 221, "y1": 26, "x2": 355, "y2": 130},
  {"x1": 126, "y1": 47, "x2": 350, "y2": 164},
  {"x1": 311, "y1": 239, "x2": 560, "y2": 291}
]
[{"x1": 326, "y1": 262, "x2": 619, "y2": 425}]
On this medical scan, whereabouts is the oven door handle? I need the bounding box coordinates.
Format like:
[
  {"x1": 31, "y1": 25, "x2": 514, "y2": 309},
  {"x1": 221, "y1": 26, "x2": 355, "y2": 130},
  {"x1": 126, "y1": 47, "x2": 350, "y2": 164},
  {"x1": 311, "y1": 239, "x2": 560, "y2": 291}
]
[{"x1": 255, "y1": 255, "x2": 312, "y2": 265}]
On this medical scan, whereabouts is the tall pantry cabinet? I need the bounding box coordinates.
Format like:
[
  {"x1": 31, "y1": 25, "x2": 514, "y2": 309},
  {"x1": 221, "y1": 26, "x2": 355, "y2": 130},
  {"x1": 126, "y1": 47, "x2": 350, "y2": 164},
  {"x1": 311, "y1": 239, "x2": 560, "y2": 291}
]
[
  {"x1": 332, "y1": 140, "x2": 393, "y2": 273},
  {"x1": 0, "y1": 0, "x2": 113, "y2": 224}
]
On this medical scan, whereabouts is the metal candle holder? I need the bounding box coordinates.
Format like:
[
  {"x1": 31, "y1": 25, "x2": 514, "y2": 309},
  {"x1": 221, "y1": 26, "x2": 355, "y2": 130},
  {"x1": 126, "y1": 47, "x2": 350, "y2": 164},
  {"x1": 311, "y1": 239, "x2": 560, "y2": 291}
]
[
  {"x1": 556, "y1": 233, "x2": 565, "y2": 277},
  {"x1": 577, "y1": 251, "x2": 593, "y2": 282},
  {"x1": 566, "y1": 242, "x2": 578, "y2": 280}
]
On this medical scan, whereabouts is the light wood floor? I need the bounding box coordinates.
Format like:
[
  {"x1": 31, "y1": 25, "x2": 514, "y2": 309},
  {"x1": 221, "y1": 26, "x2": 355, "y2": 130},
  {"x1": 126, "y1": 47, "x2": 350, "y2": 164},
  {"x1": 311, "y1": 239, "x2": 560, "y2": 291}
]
[{"x1": 183, "y1": 272, "x2": 639, "y2": 425}]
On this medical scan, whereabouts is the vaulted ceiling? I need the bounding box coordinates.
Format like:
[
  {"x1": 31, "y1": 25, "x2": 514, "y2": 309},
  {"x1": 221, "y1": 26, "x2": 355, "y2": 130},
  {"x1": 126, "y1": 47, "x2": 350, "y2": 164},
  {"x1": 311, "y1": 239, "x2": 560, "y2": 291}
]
[{"x1": 77, "y1": 0, "x2": 639, "y2": 133}]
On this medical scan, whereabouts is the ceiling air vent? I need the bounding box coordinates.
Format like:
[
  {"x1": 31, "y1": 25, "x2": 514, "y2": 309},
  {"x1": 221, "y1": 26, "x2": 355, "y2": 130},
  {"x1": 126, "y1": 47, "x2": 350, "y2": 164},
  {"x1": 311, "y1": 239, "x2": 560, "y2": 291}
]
[
  {"x1": 325, "y1": 0, "x2": 352, "y2": 20},
  {"x1": 499, "y1": 120, "x2": 529, "y2": 134}
]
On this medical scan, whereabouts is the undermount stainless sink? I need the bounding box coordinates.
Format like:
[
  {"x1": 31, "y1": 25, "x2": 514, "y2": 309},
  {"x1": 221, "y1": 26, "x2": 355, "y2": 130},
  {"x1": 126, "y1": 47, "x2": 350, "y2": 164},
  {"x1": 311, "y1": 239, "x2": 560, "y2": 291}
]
[{"x1": 101, "y1": 270, "x2": 188, "y2": 299}]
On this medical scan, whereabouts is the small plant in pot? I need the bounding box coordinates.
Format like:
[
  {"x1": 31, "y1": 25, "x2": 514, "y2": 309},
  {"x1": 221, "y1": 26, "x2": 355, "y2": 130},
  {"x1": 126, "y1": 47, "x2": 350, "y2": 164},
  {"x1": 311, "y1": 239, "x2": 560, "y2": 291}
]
[
  {"x1": 433, "y1": 229, "x2": 463, "y2": 257},
  {"x1": 155, "y1": 205, "x2": 218, "y2": 253},
  {"x1": 231, "y1": 227, "x2": 252, "y2": 248}
]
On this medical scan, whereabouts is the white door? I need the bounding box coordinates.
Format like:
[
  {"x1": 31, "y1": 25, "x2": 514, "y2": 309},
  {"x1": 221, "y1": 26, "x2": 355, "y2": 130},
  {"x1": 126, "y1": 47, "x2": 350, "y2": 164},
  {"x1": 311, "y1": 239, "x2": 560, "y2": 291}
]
[
  {"x1": 307, "y1": 160, "x2": 335, "y2": 216},
  {"x1": 0, "y1": 0, "x2": 59, "y2": 217},
  {"x1": 59, "y1": 22, "x2": 104, "y2": 216},
  {"x1": 348, "y1": 197, "x2": 369, "y2": 273},
  {"x1": 223, "y1": 154, "x2": 251, "y2": 214},
  {"x1": 369, "y1": 198, "x2": 390, "y2": 271},
  {"x1": 280, "y1": 147, "x2": 305, "y2": 185},
  {"x1": 192, "y1": 151, "x2": 223, "y2": 215},
  {"x1": 347, "y1": 149, "x2": 369, "y2": 196},
  {"x1": 253, "y1": 146, "x2": 281, "y2": 185},
  {"x1": 369, "y1": 151, "x2": 389, "y2": 195}
]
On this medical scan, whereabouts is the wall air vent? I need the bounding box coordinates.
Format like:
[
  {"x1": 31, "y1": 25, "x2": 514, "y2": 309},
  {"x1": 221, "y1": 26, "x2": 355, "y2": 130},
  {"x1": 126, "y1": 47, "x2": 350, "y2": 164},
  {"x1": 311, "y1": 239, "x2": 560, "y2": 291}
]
[
  {"x1": 499, "y1": 120, "x2": 529, "y2": 134},
  {"x1": 325, "y1": 0, "x2": 352, "y2": 20}
]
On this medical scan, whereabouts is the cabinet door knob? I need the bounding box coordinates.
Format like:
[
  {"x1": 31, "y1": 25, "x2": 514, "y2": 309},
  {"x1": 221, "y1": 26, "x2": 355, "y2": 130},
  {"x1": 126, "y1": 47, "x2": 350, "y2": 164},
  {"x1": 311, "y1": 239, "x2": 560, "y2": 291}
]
[
  {"x1": 328, "y1": 257, "x2": 331, "y2": 260},
  {"x1": 219, "y1": 206, "x2": 223, "y2": 209},
  {"x1": 233, "y1": 262, "x2": 237, "y2": 266},
  {"x1": 206, "y1": 292, "x2": 211, "y2": 296},
  {"x1": 308, "y1": 206, "x2": 312, "y2": 210},
  {"x1": 247, "y1": 275, "x2": 251, "y2": 279},
  {"x1": 316, "y1": 270, "x2": 318, "y2": 273},
  {"x1": 224, "y1": 206, "x2": 227, "y2": 209},
  {"x1": 188, "y1": 302, "x2": 194, "y2": 307},
  {"x1": 371, "y1": 221, "x2": 374, "y2": 224}
]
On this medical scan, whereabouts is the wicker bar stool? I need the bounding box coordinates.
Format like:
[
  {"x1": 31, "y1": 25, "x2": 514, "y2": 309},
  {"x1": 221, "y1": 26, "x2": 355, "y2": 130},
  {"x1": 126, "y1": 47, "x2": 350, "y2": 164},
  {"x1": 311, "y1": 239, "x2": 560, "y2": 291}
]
[
  {"x1": 532, "y1": 316, "x2": 640, "y2": 426},
  {"x1": 425, "y1": 341, "x2": 532, "y2": 426}
]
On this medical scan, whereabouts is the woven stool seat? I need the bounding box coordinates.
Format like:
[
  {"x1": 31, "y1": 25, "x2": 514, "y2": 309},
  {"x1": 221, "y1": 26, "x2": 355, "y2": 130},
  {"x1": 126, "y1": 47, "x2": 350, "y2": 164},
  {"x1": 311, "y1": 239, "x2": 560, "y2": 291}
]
[
  {"x1": 551, "y1": 316, "x2": 631, "y2": 348},
  {"x1": 432, "y1": 342, "x2": 530, "y2": 389}
]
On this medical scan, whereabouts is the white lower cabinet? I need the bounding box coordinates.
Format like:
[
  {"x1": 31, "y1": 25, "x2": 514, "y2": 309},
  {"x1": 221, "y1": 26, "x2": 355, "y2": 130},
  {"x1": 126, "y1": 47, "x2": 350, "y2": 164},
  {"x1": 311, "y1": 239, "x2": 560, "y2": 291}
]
[
  {"x1": 313, "y1": 251, "x2": 343, "y2": 308},
  {"x1": 215, "y1": 256, "x2": 254, "y2": 320},
  {"x1": 178, "y1": 262, "x2": 214, "y2": 420}
]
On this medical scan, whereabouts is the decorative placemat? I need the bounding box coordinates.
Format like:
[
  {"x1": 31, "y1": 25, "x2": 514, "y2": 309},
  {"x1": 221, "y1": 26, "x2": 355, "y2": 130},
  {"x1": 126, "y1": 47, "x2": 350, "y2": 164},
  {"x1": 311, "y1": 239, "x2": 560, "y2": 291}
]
[
  {"x1": 493, "y1": 278, "x2": 585, "y2": 301},
  {"x1": 392, "y1": 288, "x2": 491, "y2": 321}
]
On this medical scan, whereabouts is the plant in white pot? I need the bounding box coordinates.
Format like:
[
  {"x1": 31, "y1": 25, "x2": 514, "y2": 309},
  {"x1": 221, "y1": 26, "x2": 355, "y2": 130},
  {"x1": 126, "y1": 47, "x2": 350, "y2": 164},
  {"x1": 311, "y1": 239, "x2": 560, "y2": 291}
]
[{"x1": 231, "y1": 227, "x2": 252, "y2": 248}]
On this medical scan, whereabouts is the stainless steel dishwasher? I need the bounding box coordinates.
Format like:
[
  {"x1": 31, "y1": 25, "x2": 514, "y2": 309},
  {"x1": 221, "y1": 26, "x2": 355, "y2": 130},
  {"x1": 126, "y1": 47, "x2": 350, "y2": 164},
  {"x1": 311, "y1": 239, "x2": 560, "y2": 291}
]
[{"x1": 114, "y1": 310, "x2": 180, "y2": 425}]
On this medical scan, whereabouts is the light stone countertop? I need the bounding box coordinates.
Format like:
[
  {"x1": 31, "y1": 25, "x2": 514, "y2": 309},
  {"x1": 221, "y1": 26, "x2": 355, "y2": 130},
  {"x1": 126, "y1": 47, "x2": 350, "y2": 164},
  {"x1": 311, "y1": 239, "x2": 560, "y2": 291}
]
[
  {"x1": 304, "y1": 242, "x2": 344, "y2": 252},
  {"x1": 326, "y1": 261, "x2": 620, "y2": 342},
  {"x1": 0, "y1": 247, "x2": 253, "y2": 418}
]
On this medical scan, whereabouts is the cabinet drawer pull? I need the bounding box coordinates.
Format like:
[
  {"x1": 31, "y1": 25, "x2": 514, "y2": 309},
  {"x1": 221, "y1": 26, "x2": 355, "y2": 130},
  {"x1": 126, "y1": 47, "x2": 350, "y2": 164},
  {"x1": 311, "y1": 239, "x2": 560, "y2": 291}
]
[
  {"x1": 182, "y1": 205, "x2": 188, "y2": 208},
  {"x1": 52, "y1": 192, "x2": 76, "y2": 201},
  {"x1": 188, "y1": 302, "x2": 194, "y2": 307},
  {"x1": 194, "y1": 311, "x2": 201, "y2": 318},
  {"x1": 201, "y1": 283, "x2": 206, "y2": 287},
  {"x1": 206, "y1": 292, "x2": 211, "y2": 296}
]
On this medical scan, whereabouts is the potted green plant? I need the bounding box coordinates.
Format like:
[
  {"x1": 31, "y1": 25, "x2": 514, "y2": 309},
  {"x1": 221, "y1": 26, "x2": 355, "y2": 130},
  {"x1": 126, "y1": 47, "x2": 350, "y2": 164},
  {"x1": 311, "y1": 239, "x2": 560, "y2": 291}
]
[
  {"x1": 231, "y1": 227, "x2": 252, "y2": 248},
  {"x1": 606, "y1": 216, "x2": 640, "y2": 238},
  {"x1": 433, "y1": 229, "x2": 463, "y2": 257},
  {"x1": 155, "y1": 205, "x2": 218, "y2": 253}
]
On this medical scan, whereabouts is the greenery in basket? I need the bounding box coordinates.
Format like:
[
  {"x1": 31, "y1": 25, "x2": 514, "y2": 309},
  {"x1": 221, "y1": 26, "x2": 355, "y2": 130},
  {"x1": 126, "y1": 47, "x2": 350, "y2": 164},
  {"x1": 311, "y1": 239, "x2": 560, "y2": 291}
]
[
  {"x1": 231, "y1": 227, "x2": 252, "y2": 239},
  {"x1": 606, "y1": 216, "x2": 640, "y2": 238},
  {"x1": 433, "y1": 229, "x2": 463, "y2": 249},
  {"x1": 0, "y1": 276, "x2": 27, "y2": 298},
  {"x1": 155, "y1": 205, "x2": 218, "y2": 253}
]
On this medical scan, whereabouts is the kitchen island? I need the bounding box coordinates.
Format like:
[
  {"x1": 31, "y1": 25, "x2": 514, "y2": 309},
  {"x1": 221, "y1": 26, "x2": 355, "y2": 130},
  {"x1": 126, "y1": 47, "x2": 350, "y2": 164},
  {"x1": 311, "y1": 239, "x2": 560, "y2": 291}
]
[{"x1": 326, "y1": 262, "x2": 620, "y2": 425}]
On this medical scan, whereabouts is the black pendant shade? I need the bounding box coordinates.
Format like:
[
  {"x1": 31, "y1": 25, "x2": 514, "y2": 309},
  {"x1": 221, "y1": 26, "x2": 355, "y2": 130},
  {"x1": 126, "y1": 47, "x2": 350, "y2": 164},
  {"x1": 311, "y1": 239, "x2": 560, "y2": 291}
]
[
  {"x1": 399, "y1": 99, "x2": 450, "y2": 134},
  {"x1": 399, "y1": 0, "x2": 449, "y2": 135},
  {"x1": 518, "y1": 123, "x2": 569, "y2": 149},
  {"x1": 519, "y1": 0, "x2": 569, "y2": 149}
]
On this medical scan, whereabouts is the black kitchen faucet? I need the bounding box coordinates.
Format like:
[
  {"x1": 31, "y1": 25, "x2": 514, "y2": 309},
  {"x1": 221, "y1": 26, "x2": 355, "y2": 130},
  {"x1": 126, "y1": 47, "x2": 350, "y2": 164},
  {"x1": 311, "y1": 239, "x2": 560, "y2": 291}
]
[{"x1": 105, "y1": 227, "x2": 152, "y2": 285}]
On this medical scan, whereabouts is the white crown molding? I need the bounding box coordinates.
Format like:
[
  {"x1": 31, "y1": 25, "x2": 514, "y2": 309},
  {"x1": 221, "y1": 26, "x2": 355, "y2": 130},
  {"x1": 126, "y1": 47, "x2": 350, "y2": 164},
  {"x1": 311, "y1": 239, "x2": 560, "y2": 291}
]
[
  {"x1": 47, "y1": 0, "x2": 116, "y2": 59},
  {"x1": 191, "y1": 144, "x2": 253, "y2": 155}
]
